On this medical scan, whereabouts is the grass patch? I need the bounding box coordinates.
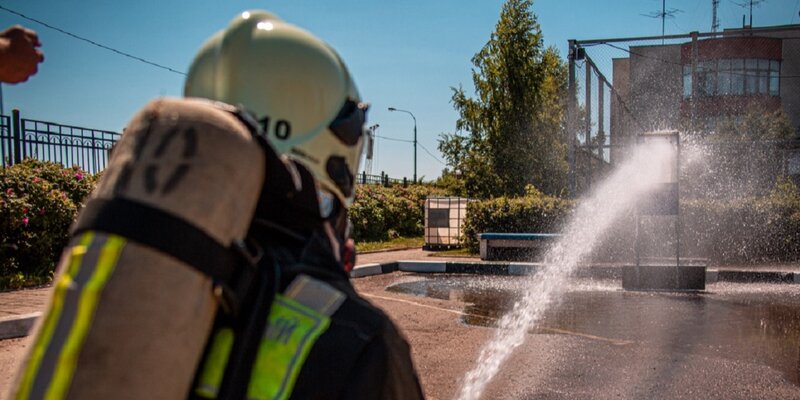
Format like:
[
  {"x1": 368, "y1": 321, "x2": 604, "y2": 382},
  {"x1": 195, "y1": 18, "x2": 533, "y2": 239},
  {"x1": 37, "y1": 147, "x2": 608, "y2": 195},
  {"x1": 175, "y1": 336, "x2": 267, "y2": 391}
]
[
  {"x1": 428, "y1": 247, "x2": 478, "y2": 258},
  {"x1": 356, "y1": 236, "x2": 424, "y2": 253},
  {"x1": 0, "y1": 273, "x2": 52, "y2": 291}
]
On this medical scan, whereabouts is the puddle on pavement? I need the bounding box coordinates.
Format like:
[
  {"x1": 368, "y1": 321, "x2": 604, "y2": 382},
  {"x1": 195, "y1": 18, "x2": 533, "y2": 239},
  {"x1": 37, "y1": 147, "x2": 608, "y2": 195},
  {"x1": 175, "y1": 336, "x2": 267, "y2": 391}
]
[{"x1": 386, "y1": 275, "x2": 800, "y2": 385}]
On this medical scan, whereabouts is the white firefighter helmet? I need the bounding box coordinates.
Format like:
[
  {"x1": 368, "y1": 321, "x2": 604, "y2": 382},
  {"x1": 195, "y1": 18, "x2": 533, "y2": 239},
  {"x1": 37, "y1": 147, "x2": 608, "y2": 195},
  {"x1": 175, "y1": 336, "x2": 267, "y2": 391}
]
[{"x1": 184, "y1": 10, "x2": 368, "y2": 207}]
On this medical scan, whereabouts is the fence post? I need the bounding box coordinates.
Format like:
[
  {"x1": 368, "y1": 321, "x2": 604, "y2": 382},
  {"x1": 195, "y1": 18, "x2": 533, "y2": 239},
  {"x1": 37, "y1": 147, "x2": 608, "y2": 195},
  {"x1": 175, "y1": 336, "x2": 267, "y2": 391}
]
[
  {"x1": 361, "y1": 171, "x2": 366, "y2": 184},
  {"x1": 567, "y1": 40, "x2": 577, "y2": 198},
  {"x1": 690, "y1": 32, "x2": 698, "y2": 132},
  {"x1": 12, "y1": 109, "x2": 21, "y2": 164}
]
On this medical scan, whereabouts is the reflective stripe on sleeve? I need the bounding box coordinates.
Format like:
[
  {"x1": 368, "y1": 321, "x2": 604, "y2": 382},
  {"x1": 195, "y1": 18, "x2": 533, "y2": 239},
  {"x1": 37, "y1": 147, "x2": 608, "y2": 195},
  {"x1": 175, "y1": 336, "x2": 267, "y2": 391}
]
[
  {"x1": 194, "y1": 328, "x2": 235, "y2": 399},
  {"x1": 45, "y1": 234, "x2": 125, "y2": 399},
  {"x1": 193, "y1": 274, "x2": 343, "y2": 400},
  {"x1": 14, "y1": 233, "x2": 126, "y2": 400},
  {"x1": 246, "y1": 295, "x2": 331, "y2": 400}
]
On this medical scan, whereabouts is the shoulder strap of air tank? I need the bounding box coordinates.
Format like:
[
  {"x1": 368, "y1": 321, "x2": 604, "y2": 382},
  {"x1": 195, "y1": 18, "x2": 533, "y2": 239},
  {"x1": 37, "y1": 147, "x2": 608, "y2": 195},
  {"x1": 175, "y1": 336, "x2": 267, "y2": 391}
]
[{"x1": 72, "y1": 196, "x2": 258, "y2": 314}]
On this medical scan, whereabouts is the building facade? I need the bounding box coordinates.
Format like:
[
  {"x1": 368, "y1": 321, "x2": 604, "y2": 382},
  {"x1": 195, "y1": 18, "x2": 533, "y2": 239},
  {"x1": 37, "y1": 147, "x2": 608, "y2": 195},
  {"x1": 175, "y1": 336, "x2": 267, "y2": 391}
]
[{"x1": 609, "y1": 24, "x2": 800, "y2": 180}]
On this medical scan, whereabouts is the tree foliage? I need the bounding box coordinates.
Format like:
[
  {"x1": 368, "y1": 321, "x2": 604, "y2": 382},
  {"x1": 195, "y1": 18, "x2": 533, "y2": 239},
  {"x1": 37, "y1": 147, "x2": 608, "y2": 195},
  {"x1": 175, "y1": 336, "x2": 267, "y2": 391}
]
[
  {"x1": 438, "y1": 0, "x2": 568, "y2": 199},
  {"x1": 681, "y1": 107, "x2": 796, "y2": 200},
  {"x1": 713, "y1": 107, "x2": 794, "y2": 141}
]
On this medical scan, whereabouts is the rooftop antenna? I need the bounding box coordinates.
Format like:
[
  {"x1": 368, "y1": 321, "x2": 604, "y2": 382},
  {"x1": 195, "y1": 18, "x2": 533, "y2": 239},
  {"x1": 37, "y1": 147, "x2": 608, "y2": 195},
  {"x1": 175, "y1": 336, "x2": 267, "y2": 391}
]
[
  {"x1": 712, "y1": 0, "x2": 720, "y2": 32},
  {"x1": 732, "y1": 0, "x2": 766, "y2": 28},
  {"x1": 642, "y1": 0, "x2": 683, "y2": 44}
]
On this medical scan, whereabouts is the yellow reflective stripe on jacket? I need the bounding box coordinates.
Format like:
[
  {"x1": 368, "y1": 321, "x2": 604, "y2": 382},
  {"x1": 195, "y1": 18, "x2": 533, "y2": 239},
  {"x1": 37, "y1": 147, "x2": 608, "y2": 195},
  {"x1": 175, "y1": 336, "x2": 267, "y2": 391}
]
[
  {"x1": 14, "y1": 232, "x2": 126, "y2": 400},
  {"x1": 247, "y1": 295, "x2": 330, "y2": 400},
  {"x1": 194, "y1": 294, "x2": 331, "y2": 400},
  {"x1": 15, "y1": 232, "x2": 95, "y2": 400}
]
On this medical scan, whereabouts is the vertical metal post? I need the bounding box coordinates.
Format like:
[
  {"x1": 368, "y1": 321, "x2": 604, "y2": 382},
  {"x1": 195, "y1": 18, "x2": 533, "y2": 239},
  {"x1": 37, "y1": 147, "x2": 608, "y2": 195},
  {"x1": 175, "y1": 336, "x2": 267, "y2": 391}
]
[
  {"x1": 598, "y1": 78, "x2": 605, "y2": 159},
  {"x1": 387, "y1": 107, "x2": 417, "y2": 183},
  {"x1": 634, "y1": 134, "x2": 642, "y2": 287},
  {"x1": 567, "y1": 40, "x2": 577, "y2": 198},
  {"x1": 676, "y1": 133, "x2": 681, "y2": 273},
  {"x1": 585, "y1": 64, "x2": 592, "y2": 147},
  {"x1": 690, "y1": 32, "x2": 699, "y2": 132},
  {"x1": 413, "y1": 122, "x2": 417, "y2": 184},
  {"x1": 585, "y1": 60, "x2": 592, "y2": 188},
  {"x1": 12, "y1": 109, "x2": 21, "y2": 164},
  {"x1": 661, "y1": 0, "x2": 666, "y2": 43}
]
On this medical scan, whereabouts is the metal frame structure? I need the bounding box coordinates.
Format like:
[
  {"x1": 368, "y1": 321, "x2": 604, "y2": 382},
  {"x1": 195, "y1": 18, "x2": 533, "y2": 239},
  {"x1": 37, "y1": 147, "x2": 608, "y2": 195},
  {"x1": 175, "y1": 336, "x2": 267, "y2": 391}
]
[{"x1": 565, "y1": 25, "x2": 797, "y2": 197}]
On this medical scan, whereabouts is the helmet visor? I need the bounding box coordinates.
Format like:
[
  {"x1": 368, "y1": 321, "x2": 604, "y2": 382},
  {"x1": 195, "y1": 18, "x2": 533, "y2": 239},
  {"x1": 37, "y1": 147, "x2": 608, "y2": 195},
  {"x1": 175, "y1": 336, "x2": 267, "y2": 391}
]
[{"x1": 329, "y1": 99, "x2": 369, "y2": 146}]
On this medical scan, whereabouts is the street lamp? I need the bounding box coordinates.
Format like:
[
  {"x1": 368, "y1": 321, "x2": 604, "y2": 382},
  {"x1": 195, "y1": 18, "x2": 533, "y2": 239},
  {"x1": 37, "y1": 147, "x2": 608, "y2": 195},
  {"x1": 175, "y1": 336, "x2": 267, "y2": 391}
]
[{"x1": 387, "y1": 107, "x2": 417, "y2": 183}]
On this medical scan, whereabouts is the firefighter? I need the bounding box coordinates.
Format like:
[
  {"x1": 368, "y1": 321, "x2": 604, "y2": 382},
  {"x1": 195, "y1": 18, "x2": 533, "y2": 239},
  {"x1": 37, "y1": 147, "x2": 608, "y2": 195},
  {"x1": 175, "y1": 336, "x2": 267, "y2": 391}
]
[{"x1": 184, "y1": 10, "x2": 425, "y2": 400}]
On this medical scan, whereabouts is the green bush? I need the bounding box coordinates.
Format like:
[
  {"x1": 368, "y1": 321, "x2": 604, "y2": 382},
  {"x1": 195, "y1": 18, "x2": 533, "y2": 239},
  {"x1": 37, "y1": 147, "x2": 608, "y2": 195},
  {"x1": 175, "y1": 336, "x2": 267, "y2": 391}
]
[
  {"x1": 350, "y1": 186, "x2": 388, "y2": 242},
  {"x1": 350, "y1": 184, "x2": 447, "y2": 242},
  {"x1": 0, "y1": 160, "x2": 94, "y2": 289},
  {"x1": 682, "y1": 178, "x2": 800, "y2": 263},
  {"x1": 462, "y1": 190, "x2": 574, "y2": 252}
]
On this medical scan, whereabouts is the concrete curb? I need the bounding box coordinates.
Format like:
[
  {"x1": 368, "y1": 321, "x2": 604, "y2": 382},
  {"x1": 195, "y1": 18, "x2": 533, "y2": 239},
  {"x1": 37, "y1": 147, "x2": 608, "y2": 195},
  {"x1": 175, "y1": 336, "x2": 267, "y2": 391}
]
[
  {"x1": 716, "y1": 270, "x2": 799, "y2": 284},
  {"x1": 351, "y1": 261, "x2": 800, "y2": 286},
  {"x1": 0, "y1": 312, "x2": 40, "y2": 340}
]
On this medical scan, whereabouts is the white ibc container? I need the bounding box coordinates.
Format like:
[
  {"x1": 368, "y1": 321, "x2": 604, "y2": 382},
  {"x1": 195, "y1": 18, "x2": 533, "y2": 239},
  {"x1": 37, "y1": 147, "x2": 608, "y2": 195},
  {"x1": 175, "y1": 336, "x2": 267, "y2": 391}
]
[{"x1": 424, "y1": 197, "x2": 471, "y2": 248}]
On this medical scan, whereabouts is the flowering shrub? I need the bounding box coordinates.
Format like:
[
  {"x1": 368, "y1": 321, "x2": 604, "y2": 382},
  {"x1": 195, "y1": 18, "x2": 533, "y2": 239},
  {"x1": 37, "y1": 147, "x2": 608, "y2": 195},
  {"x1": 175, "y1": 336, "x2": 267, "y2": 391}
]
[
  {"x1": 23, "y1": 159, "x2": 97, "y2": 206},
  {"x1": 1, "y1": 160, "x2": 94, "y2": 289},
  {"x1": 350, "y1": 184, "x2": 446, "y2": 242}
]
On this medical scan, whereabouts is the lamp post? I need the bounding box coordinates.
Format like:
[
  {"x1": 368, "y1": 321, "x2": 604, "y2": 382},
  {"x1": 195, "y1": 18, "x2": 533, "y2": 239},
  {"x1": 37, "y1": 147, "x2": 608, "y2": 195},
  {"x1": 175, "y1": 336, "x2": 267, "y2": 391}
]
[{"x1": 387, "y1": 107, "x2": 417, "y2": 183}]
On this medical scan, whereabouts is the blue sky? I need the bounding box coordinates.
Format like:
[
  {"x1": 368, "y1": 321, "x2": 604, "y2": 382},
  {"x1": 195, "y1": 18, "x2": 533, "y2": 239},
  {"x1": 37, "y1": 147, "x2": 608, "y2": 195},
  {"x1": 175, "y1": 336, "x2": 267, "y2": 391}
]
[{"x1": 0, "y1": 0, "x2": 797, "y2": 180}]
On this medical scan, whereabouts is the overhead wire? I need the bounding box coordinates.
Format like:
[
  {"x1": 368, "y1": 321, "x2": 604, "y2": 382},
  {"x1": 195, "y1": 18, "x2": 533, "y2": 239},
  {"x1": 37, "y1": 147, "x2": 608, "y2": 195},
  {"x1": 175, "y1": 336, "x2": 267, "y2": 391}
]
[
  {"x1": 0, "y1": 5, "x2": 186, "y2": 76},
  {"x1": 374, "y1": 134, "x2": 414, "y2": 143},
  {"x1": 418, "y1": 143, "x2": 445, "y2": 165}
]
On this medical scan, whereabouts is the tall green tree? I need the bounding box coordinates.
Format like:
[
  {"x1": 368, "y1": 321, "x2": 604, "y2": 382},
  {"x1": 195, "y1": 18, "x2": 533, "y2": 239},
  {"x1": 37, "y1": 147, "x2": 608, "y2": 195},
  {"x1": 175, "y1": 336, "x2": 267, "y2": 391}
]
[{"x1": 438, "y1": 0, "x2": 568, "y2": 199}]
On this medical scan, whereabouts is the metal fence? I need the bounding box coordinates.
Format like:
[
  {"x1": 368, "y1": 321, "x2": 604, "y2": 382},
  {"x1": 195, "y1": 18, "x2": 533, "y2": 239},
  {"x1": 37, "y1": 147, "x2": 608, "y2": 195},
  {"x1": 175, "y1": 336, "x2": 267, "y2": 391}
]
[
  {"x1": 567, "y1": 24, "x2": 800, "y2": 197},
  {"x1": 1, "y1": 109, "x2": 120, "y2": 174},
  {"x1": 0, "y1": 109, "x2": 413, "y2": 186},
  {"x1": 357, "y1": 171, "x2": 408, "y2": 187}
]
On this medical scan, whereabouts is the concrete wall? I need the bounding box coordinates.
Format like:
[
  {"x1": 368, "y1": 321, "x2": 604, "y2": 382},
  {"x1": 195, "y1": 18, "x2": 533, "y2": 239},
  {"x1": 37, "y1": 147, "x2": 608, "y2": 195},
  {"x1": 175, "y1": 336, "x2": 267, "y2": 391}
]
[{"x1": 628, "y1": 44, "x2": 684, "y2": 133}]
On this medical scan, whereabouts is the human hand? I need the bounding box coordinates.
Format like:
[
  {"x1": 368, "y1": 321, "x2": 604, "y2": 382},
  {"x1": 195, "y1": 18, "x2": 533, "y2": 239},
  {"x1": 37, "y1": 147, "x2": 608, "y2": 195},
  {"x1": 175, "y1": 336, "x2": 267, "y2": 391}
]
[{"x1": 0, "y1": 25, "x2": 44, "y2": 83}]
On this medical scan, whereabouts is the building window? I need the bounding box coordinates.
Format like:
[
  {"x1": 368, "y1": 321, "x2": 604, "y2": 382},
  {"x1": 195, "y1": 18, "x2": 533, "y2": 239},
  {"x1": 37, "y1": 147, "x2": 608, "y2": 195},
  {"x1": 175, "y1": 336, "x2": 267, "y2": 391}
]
[
  {"x1": 718, "y1": 59, "x2": 731, "y2": 95},
  {"x1": 684, "y1": 58, "x2": 780, "y2": 98},
  {"x1": 731, "y1": 59, "x2": 745, "y2": 94},
  {"x1": 683, "y1": 65, "x2": 692, "y2": 98},
  {"x1": 699, "y1": 60, "x2": 716, "y2": 96},
  {"x1": 769, "y1": 60, "x2": 780, "y2": 96}
]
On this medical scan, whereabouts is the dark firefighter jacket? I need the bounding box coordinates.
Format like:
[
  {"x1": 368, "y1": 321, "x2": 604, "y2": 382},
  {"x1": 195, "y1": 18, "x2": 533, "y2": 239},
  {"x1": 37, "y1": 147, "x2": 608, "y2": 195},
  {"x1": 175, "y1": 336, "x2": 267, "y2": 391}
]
[{"x1": 194, "y1": 135, "x2": 425, "y2": 400}]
